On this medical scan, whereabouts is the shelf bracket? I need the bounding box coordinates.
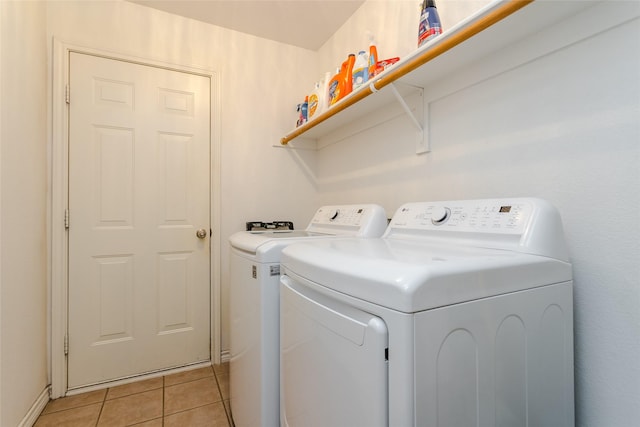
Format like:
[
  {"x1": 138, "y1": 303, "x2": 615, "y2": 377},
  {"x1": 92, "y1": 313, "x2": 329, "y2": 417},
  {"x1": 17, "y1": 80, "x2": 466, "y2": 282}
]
[
  {"x1": 388, "y1": 82, "x2": 429, "y2": 154},
  {"x1": 272, "y1": 137, "x2": 317, "y2": 151}
]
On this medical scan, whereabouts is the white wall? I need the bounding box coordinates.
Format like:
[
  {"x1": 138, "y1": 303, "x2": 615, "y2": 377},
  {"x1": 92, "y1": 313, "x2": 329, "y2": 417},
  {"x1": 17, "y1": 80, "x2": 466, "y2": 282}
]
[
  {"x1": 315, "y1": 1, "x2": 640, "y2": 426},
  {"x1": 46, "y1": 0, "x2": 319, "y2": 354},
  {"x1": 0, "y1": 1, "x2": 49, "y2": 425}
]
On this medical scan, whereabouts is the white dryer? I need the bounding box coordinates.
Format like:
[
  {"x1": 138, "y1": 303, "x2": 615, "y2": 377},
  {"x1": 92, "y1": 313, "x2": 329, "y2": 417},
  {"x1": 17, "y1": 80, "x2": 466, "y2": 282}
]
[
  {"x1": 280, "y1": 198, "x2": 574, "y2": 427},
  {"x1": 229, "y1": 204, "x2": 388, "y2": 427}
]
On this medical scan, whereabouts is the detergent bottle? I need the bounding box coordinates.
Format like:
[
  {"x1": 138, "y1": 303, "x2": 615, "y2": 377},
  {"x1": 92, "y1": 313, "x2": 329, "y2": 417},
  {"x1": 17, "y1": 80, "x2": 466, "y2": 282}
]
[
  {"x1": 308, "y1": 80, "x2": 324, "y2": 120},
  {"x1": 327, "y1": 67, "x2": 342, "y2": 107},
  {"x1": 300, "y1": 96, "x2": 308, "y2": 125},
  {"x1": 368, "y1": 34, "x2": 378, "y2": 80},
  {"x1": 322, "y1": 71, "x2": 331, "y2": 110},
  {"x1": 342, "y1": 53, "x2": 356, "y2": 96},
  {"x1": 418, "y1": 0, "x2": 443, "y2": 47},
  {"x1": 327, "y1": 54, "x2": 356, "y2": 106},
  {"x1": 352, "y1": 51, "x2": 369, "y2": 90}
]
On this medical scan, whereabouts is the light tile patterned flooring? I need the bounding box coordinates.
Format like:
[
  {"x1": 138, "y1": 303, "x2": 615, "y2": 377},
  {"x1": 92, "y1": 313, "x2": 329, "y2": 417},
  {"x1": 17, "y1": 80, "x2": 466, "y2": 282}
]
[{"x1": 35, "y1": 363, "x2": 232, "y2": 427}]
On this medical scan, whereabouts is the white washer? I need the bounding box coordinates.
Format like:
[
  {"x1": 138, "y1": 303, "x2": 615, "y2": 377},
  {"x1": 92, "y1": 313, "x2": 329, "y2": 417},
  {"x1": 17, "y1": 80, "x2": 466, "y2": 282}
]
[
  {"x1": 280, "y1": 198, "x2": 574, "y2": 427},
  {"x1": 229, "y1": 204, "x2": 388, "y2": 427}
]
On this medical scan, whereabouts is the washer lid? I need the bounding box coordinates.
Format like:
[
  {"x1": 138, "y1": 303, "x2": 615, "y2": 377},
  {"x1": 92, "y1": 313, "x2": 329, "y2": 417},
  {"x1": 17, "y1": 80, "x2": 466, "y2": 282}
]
[
  {"x1": 230, "y1": 230, "x2": 332, "y2": 262},
  {"x1": 229, "y1": 204, "x2": 388, "y2": 263},
  {"x1": 281, "y1": 238, "x2": 572, "y2": 313}
]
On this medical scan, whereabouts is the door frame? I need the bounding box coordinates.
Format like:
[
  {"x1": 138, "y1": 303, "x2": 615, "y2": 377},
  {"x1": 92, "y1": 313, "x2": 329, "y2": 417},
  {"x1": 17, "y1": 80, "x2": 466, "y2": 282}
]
[{"x1": 49, "y1": 39, "x2": 222, "y2": 398}]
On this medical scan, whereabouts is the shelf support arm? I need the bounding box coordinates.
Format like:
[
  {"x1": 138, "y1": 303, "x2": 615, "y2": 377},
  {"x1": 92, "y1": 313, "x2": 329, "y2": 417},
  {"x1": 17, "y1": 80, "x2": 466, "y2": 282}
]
[
  {"x1": 389, "y1": 83, "x2": 423, "y2": 133},
  {"x1": 388, "y1": 82, "x2": 429, "y2": 154}
]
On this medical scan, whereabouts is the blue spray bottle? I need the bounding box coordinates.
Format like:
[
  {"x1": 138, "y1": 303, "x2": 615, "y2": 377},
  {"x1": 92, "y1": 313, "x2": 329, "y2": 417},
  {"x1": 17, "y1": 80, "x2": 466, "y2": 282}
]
[{"x1": 418, "y1": 0, "x2": 442, "y2": 47}]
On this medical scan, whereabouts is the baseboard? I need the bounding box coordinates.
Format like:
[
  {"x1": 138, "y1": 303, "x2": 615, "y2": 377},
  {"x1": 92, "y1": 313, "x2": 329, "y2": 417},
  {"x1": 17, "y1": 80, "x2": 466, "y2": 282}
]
[
  {"x1": 66, "y1": 361, "x2": 213, "y2": 396},
  {"x1": 220, "y1": 349, "x2": 231, "y2": 364},
  {"x1": 19, "y1": 386, "x2": 50, "y2": 427}
]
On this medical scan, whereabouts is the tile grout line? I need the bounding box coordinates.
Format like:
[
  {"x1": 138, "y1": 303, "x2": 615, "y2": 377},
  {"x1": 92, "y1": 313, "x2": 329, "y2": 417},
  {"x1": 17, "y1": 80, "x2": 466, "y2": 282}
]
[
  {"x1": 213, "y1": 364, "x2": 232, "y2": 427},
  {"x1": 162, "y1": 366, "x2": 225, "y2": 421},
  {"x1": 95, "y1": 389, "x2": 107, "y2": 427},
  {"x1": 161, "y1": 365, "x2": 229, "y2": 424},
  {"x1": 162, "y1": 375, "x2": 165, "y2": 426},
  {"x1": 213, "y1": 365, "x2": 222, "y2": 400},
  {"x1": 38, "y1": 367, "x2": 224, "y2": 426}
]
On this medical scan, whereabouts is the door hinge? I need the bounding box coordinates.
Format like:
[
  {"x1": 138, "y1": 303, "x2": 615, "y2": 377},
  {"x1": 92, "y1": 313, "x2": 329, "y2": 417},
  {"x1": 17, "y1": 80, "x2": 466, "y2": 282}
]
[
  {"x1": 64, "y1": 335, "x2": 69, "y2": 356},
  {"x1": 65, "y1": 84, "x2": 70, "y2": 104},
  {"x1": 64, "y1": 209, "x2": 70, "y2": 229}
]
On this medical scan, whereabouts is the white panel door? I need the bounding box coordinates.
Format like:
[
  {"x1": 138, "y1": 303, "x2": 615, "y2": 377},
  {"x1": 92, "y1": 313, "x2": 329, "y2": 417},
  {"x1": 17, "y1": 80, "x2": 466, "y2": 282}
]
[{"x1": 68, "y1": 52, "x2": 211, "y2": 388}]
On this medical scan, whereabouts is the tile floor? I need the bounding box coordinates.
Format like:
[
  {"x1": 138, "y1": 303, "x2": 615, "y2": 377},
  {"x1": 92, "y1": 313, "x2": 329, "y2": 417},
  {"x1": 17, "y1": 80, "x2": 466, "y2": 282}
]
[{"x1": 34, "y1": 363, "x2": 232, "y2": 427}]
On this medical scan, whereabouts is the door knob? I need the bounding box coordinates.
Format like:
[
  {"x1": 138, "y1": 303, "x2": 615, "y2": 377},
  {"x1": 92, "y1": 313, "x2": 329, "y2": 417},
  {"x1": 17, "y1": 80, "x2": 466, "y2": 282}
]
[{"x1": 196, "y1": 228, "x2": 208, "y2": 239}]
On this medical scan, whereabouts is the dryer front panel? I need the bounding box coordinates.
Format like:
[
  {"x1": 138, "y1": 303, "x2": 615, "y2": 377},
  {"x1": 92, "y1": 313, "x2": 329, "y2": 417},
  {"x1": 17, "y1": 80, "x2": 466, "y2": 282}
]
[
  {"x1": 414, "y1": 282, "x2": 574, "y2": 427},
  {"x1": 280, "y1": 275, "x2": 388, "y2": 427}
]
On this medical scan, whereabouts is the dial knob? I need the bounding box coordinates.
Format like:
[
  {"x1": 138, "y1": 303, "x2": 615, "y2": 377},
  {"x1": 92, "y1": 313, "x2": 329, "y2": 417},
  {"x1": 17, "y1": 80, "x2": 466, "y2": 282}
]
[
  {"x1": 327, "y1": 209, "x2": 340, "y2": 221},
  {"x1": 431, "y1": 207, "x2": 450, "y2": 225}
]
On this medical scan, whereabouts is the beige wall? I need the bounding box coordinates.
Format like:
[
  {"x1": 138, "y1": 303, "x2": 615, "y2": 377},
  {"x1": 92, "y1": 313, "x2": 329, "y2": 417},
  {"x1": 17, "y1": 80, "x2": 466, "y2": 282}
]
[{"x1": 0, "y1": 1, "x2": 49, "y2": 425}]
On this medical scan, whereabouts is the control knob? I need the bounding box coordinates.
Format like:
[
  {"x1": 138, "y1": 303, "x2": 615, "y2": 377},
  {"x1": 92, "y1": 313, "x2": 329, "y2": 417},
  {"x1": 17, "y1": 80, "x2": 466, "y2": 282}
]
[
  {"x1": 431, "y1": 207, "x2": 450, "y2": 225},
  {"x1": 327, "y1": 209, "x2": 340, "y2": 221}
]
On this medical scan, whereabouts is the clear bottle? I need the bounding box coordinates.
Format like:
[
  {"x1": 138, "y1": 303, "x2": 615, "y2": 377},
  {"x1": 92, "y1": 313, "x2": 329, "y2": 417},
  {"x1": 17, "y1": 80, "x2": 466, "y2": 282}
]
[
  {"x1": 352, "y1": 51, "x2": 369, "y2": 90},
  {"x1": 418, "y1": 0, "x2": 442, "y2": 47}
]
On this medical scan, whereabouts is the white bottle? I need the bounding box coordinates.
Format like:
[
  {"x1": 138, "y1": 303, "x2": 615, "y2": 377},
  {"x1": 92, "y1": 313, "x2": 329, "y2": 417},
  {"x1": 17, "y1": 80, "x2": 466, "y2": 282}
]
[
  {"x1": 352, "y1": 51, "x2": 369, "y2": 90},
  {"x1": 323, "y1": 70, "x2": 334, "y2": 110},
  {"x1": 308, "y1": 80, "x2": 324, "y2": 120}
]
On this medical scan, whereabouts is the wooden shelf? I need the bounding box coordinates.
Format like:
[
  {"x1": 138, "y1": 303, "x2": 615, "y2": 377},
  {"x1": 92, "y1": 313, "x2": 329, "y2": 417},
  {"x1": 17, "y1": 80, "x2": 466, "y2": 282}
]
[
  {"x1": 279, "y1": 0, "x2": 589, "y2": 149},
  {"x1": 280, "y1": 0, "x2": 534, "y2": 146}
]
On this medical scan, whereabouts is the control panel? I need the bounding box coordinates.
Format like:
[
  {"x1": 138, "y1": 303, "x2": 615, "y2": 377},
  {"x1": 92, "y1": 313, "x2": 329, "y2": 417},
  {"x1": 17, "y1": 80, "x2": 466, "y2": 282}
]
[
  {"x1": 306, "y1": 204, "x2": 388, "y2": 237},
  {"x1": 311, "y1": 206, "x2": 363, "y2": 226},
  {"x1": 389, "y1": 199, "x2": 532, "y2": 234},
  {"x1": 386, "y1": 198, "x2": 569, "y2": 261}
]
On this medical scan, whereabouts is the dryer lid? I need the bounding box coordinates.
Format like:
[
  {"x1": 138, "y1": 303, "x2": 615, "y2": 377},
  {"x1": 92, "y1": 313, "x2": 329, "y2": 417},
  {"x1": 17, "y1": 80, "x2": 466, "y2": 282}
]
[{"x1": 281, "y1": 238, "x2": 572, "y2": 313}]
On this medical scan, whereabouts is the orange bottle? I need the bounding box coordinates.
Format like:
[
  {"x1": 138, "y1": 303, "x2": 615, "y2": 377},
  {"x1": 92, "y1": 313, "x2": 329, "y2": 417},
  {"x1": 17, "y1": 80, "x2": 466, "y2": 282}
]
[
  {"x1": 342, "y1": 54, "x2": 356, "y2": 96},
  {"x1": 368, "y1": 41, "x2": 378, "y2": 79},
  {"x1": 327, "y1": 54, "x2": 356, "y2": 106},
  {"x1": 327, "y1": 68, "x2": 342, "y2": 107}
]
